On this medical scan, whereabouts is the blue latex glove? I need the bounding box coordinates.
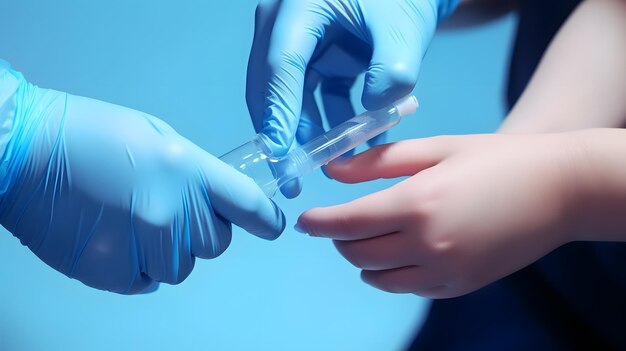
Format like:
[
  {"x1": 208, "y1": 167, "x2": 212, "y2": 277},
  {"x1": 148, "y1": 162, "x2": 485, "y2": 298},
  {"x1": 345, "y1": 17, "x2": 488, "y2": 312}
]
[
  {"x1": 0, "y1": 61, "x2": 285, "y2": 294},
  {"x1": 246, "y1": 0, "x2": 459, "y2": 198}
]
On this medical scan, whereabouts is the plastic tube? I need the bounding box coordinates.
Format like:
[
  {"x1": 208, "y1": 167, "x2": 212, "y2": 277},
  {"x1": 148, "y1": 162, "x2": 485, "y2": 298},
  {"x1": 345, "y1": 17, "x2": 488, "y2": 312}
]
[{"x1": 220, "y1": 96, "x2": 419, "y2": 197}]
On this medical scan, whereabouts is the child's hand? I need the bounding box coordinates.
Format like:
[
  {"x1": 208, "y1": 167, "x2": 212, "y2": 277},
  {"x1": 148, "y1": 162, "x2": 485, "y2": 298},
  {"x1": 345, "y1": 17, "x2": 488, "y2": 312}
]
[{"x1": 296, "y1": 133, "x2": 587, "y2": 298}]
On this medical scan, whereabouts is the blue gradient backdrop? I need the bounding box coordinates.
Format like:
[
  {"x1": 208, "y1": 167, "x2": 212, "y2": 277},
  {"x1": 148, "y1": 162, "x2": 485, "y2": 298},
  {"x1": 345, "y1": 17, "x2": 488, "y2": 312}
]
[{"x1": 0, "y1": 1, "x2": 515, "y2": 350}]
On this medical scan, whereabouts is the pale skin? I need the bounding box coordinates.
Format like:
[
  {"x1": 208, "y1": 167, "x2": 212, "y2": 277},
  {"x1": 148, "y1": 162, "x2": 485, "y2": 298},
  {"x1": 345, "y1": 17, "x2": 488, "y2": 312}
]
[{"x1": 296, "y1": 0, "x2": 626, "y2": 298}]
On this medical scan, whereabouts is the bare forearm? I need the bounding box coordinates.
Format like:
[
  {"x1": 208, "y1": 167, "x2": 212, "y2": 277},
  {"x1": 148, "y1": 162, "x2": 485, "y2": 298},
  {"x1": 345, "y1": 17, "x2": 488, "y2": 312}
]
[{"x1": 499, "y1": 0, "x2": 626, "y2": 133}]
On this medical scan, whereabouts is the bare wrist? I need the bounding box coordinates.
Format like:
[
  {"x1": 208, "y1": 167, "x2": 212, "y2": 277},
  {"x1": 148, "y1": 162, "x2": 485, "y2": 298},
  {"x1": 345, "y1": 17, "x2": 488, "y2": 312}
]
[{"x1": 566, "y1": 129, "x2": 626, "y2": 242}]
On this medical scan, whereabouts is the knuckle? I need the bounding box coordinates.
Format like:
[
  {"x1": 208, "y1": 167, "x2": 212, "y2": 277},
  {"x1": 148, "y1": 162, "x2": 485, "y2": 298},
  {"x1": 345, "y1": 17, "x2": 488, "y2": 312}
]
[
  {"x1": 422, "y1": 233, "x2": 455, "y2": 258},
  {"x1": 156, "y1": 138, "x2": 194, "y2": 173}
]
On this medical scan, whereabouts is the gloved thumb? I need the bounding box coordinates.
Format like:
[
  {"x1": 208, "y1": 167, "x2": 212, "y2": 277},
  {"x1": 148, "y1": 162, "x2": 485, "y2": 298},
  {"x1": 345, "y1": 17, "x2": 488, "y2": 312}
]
[{"x1": 199, "y1": 149, "x2": 286, "y2": 240}]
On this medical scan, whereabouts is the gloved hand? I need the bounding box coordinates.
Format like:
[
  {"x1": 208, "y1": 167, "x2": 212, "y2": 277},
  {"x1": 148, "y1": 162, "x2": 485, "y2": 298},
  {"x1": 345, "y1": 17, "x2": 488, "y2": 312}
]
[
  {"x1": 246, "y1": 0, "x2": 459, "y2": 197},
  {"x1": 0, "y1": 61, "x2": 285, "y2": 294}
]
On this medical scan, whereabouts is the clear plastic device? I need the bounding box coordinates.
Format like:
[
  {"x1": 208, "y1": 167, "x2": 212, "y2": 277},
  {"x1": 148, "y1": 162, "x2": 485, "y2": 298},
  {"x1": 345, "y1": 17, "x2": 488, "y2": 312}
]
[{"x1": 220, "y1": 96, "x2": 419, "y2": 198}]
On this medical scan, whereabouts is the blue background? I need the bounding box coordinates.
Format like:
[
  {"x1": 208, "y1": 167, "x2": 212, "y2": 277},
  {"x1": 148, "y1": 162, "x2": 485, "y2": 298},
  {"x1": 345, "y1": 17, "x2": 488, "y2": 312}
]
[{"x1": 0, "y1": 1, "x2": 515, "y2": 350}]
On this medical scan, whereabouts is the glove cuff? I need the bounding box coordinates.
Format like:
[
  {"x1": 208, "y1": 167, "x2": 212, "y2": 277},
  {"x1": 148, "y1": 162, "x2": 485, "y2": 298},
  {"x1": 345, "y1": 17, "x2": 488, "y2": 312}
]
[
  {"x1": 437, "y1": 0, "x2": 461, "y2": 22},
  {"x1": 0, "y1": 60, "x2": 20, "y2": 171},
  {"x1": 0, "y1": 61, "x2": 46, "y2": 197}
]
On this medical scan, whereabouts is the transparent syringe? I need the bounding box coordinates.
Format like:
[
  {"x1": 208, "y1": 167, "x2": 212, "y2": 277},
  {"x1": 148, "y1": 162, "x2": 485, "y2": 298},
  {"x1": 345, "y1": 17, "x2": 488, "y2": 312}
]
[{"x1": 220, "y1": 96, "x2": 419, "y2": 198}]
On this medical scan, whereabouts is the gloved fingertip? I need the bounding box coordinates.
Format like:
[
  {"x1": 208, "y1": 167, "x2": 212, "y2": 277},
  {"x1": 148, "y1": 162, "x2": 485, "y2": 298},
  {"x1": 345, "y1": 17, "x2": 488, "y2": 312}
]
[
  {"x1": 263, "y1": 200, "x2": 286, "y2": 241},
  {"x1": 362, "y1": 64, "x2": 419, "y2": 111},
  {"x1": 280, "y1": 178, "x2": 302, "y2": 199},
  {"x1": 361, "y1": 92, "x2": 390, "y2": 112}
]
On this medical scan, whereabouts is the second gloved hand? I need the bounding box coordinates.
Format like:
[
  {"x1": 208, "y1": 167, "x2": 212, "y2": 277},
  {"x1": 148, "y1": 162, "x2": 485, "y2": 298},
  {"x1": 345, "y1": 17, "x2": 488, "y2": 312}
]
[
  {"x1": 0, "y1": 62, "x2": 285, "y2": 294},
  {"x1": 247, "y1": 0, "x2": 459, "y2": 197}
]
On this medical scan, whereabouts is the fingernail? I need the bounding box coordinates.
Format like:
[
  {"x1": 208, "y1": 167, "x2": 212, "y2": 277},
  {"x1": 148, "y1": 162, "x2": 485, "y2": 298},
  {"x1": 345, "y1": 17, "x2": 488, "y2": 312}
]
[{"x1": 294, "y1": 222, "x2": 308, "y2": 234}]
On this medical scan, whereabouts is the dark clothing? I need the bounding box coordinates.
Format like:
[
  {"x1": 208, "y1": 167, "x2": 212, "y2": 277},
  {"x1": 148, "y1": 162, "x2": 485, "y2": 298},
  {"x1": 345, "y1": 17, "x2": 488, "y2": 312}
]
[{"x1": 409, "y1": 1, "x2": 626, "y2": 349}]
